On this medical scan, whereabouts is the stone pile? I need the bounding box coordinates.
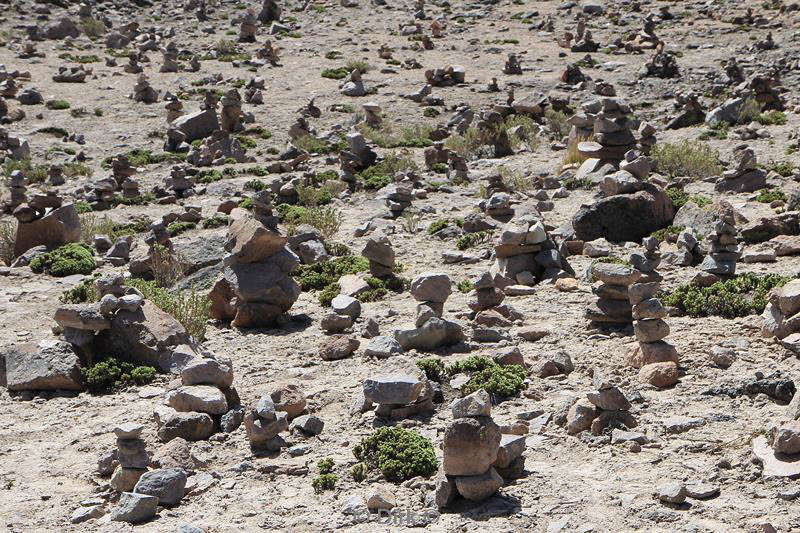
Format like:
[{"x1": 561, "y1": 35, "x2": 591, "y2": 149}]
[
  {"x1": 160, "y1": 42, "x2": 179, "y2": 73},
  {"x1": 625, "y1": 14, "x2": 660, "y2": 52},
  {"x1": 131, "y1": 74, "x2": 159, "y2": 104},
  {"x1": 3, "y1": 169, "x2": 26, "y2": 213},
  {"x1": 361, "y1": 230, "x2": 395, "y2": 277},
  {"x1": 340, "y1": 69, "x2": 366, "y2": 97},
  {"x1": 742, "y1": 73, "x2": 784, "y2": 111},
  {"x1": 208, "y1": 213, "x2": 301, "y2": 328},
  {"x1": 164, "y1": 93, "x2": 184, "y2": 123},
  {"x1": 424, "y1": 65, "x2": 465, "y2": 87},
  {"x1": 186, "y1": 130, "x2": 250, "y2": 166},
  {"x1": 244, "y1": 77, "x2": 265, "y2": 104},
  {"x1": 0, "y1": 127, "x2": 30, "y2": 161},
  {"x1": 436, "y1": 388, "x2": 526, "y2": 506},
  {"x1": 257, "y1": 40, "x2": 280, "y2": 66},
  {"x1": 752, "y1": 403, "x2": 800, "y2": 478},
  {"x1": 124, "y1": 53, "x2": 143, "y2": 74},
  {"x1": 381, "y1": 183, "x2": 413, "y2": 218},
  {"x1": 362, "y1": 102, "x2": 382, "y2": 127},
  {"x1": 666, "y1": 91, "x2": 706, "y2": 129},
  {"x1": 665, "y1": 227, "x2": 700, "y2": 267},
  {"x1": 53, "y1": 65, "x2": 88, "y2": 83},
  {"x1": 575, "y1": 98, "x2": 638, "y2": 164},
  {"x1": 492, "y1": 214, "x2": 574, "y2": 287},
  {"x1": 566, "y1": 369, "x2": 637, "y2": 435},
  {"x1": 558, "y1": 19, "x2": 598, "y2": 53},
  {"x1": 639, "y1": 44, "x2": 679, "y2": 79},
  {"x1": 220, "y1": 89, "x2": 243, "y2": 133},
  {"x1": 259, "y1": 0, "x2": 281, "y2": 23},
  {"x1": 110, "y1": 423, "x2": 150, "y2": 492},
  {"x1": 585, "y1": 261, "x2": 640, "y2": 326},
  {"x1": 156, "y1": 350, "x2": 240, "y2": 443},
  {"x1": 763, "y1": 279, "x2": 800, "y2": 353},
  {"x1": 239, "y1": 8, "x2": 258, "y2": 42},
  {"x1": 698, "y1": 202, "x2": 739, "y2": 282},
  {"x1": 163, "y1": 165, "x2": 196, "y2": 199},
  {"x1": 503, "y1": 54, "x2": 522, "y2": 75},
  {"x1": 339, "y1": 132, "x2": 377, "y2": 184},
  {"x1": 362, "y1": 365, "x2": 434, "y2": 420},
  {"x1": 12, "y1": 201, "x2": 80, "y2": 258},
  {"x1": 393, "y1": 272, "x2": 464, "y2": 351},
  {"x1": 244, "y1": 394, "x2": 292, "y2": 451},
  {"x1": 627, "y1": 238, "x2": 680, "y2": 388},
  {"x1": 716, "y1": 144, "x2": 766, "y2": 194}
]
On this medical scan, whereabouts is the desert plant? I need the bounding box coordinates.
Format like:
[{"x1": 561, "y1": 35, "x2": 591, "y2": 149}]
[
  {"x1": 544, "y1": 108, "x2": 571, "y2": 137},
  {"x1": 456, "y1": 279, "x2": 474, "y2": 293},
  {"x1": 498, "y1": 165, "x2": 531, "y2": 194},
  {"x1": 149, "y1": 244, "x2": 186, "y2": 288},
  {"x1": 351, "y1": 463, "x2": 367, "y2": 482},
  {"x1": 80, "y1": 17, "x2": 106, "y2": 39},
  {"x1": 561, "y1": 135, "x2": 590, "y2": 169},
  {"x1": 456, "y1": 231, "x2": 491, "y2": 250},
  {"x1": 297, "y1": 185, "x2": 333, "y2": 207},
  {"x1": 60, "y1": 276, "x2": 99, "y2": 304},
  {"x1": 650, "y1": 140, "x2": 721, "y2": 178},
  {"x1": 660, "y1": 273, "x2": 791, "y2": 318},
  {"x1": 30, "y1": 243, "x2": 96, "y2": 277},
  {"x1": 0, "y1": 219, "x2": 17, "y2": 266},
  {"x1": 353, "y1": 427, "x2": 438, "y2": 482},
  {"x1": 650, "y1": 225, "x2": 686, "y2": 243},
  {"x1": 399, "y1": 211, "x2": 421, "y2": 233},
  {"x1": 416, "y1": 357, "x2": 446, "y2": 382},
  {"x1": 82, "y1": 356, "x2": 156, "y2": 391},
  {"x1": 126, "y1": 278, "x2": 210, "y2": 340},
  {"x1": 202, "y1": 215, "x2": 229, "y2": 229},
  {"x1": 46, "y1": 99, "x2": 71, "y2": 110},
  {"x1": 446, "y1": 355, "x2": 526, "y2": 398},
  {"x1": 167, "y1": 221, "x2": 196, "y2": 237},
  {"x1": 756, "y1": 188, "x2": 787, "y2": 204}
]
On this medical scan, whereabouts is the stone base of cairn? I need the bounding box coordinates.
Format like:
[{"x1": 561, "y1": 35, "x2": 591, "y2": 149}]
[
  {"x1": 585, "y1": 262, "x2": 641, "y2": 326},
  {"x1": 110, "y1": 423, "x2": 149, "y2": 492},
  {"x1": 361, "y1": 230, "x2": 395, "y2": 277},
  {"x1": 762, "y1": 279, "x2": 800, "y2": 354},
  {"x1": 566, "y1": 368, "x2": 637, "y2": 435},
  {"x1": 244, "y1": 395, "x2": 289, "y2": 451},
  {"x1": 435, "y1": 389, "x2": 526, "y2": 507}
]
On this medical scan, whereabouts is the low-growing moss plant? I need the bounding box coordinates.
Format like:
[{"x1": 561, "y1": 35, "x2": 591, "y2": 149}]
[
  {"x1": 351, "y1": 463, "x2": 367, "y2": 482},
  {"x1": 353, "y1": 427, "x2": 438, "y2": 482},
  {"x1": 60, "y1": 276, "x2": 99, "y2": 304},
  {"x1": 292, "y1": 255, "x2": 370, "y2": 305},
  {"x1": 456, "y1": 231, "x2": 491, "y2": 250},
  {"x1": 30, "y1": 243, "x2": 96, "y2": 277},
  {"x1": 311, "y1": 458, "x2": 337, "y2": 493},
  {"x1": 446, "y1": 355, "x2": 527, "y2": 398},
  {"x1": 202, "y1": 215, "x2": 229, "y2": 229},
  {"x1": 416, "y1": 357, "x2": 446, "y2": 382},
  {"x1": 756, "y1": 188, "x2": 787, "y2": 204}
]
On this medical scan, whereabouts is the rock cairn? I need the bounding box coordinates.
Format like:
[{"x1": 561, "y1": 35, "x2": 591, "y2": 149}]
[
  {"x1": 110, "y1": 423, "x2": 150, "y2": 492},
  {"x1": 239, "y1": 8, "x2": 258, "y2": 42},
  {"x1": 394, "y1": 272, "x2": 464, "y2": 351},
  {"x1": 165, "y1": 93, "x2": 183, "y2": 123},
  {"x1": 628, "y1": 238, "x2": 680, "y2": 388},
  {"x1": 585, "y1": 261, "x2": 640, "y2": 327},
  {"x1": 163, "y1": 165, "x2": 195, "y2": 199},
  {"x1": 425, "y1": 65, "x2": 465, "y2": 87},
  {"x1": 566, "y1": 369, "x2": 637, "y2": 435},
  {"x1": 208, "y1": 213, "x2": 301, "y2": 328},
  {"x1": 492, "y1": 214, "x2": 574, "y2": 287},
  {"x1": 339, "y1": 131, "x2": 376, "y2": 185},
  {"x1": 156, "y1": 350, "x2": 239, "y2": 442},
  {"x1": 257, "y1": 40, "x2": 280, "y2": 66},
  {"x1": 503, "y1": 54, "x2": 522, "y2": 75},
  {"x1": 186, "y1": 130, "x2": 250, "y2": 166},
  {"x1": 715, "y1": 144, "x2": 767, "y2": 193},
  {"x1": 131, "y1": 74, "x2": 159, "y2": 104},
  {"x1": 244, "y1": 394, "x2": 289, "y2": 451},
  {"x1": 382, "y1": 183, "x2": 413, "y2": 218},
  {"x1": 436, "y1": 389, "x2": 523, "y2": 506},
  {"x1": 160, "y1": 42, "x2": 179, "y2": 73},
  {"x1": 666, "y1": 91, "x2": 706, "y2": 129},
  {"x1": 576, "y1": 98, "x2": 638, "y2": 164},
  {"x1": 362, "y1": 102, "x2": 382, "y2": 127},
  {"x1": 363, "y1": 362, "x2": 434, "y2": 420},
  {"x1": 220, "y1": 89, "x2": 243, "y2": 132},
  {"x1": 626, "y1": 14, "x2": 660, "y2": 51},
  {"x1": 639, "y1": 43, "x2": 679, "y2": 79},
  {"x1": 762, "y1": 279, "x2": 800, "y2": 353},
  {"x1": 361, "y1": 229, "x2": 395, "y2": 277},
  {"x1": 698, "y1": 202, "x2": 740, "y2": 280},
  {"x1": 3, "y1": 169, "x2": 26, "y2": 213}
]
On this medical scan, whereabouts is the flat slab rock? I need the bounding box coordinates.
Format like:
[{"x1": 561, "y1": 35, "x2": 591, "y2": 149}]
[{"x1": 752, "y1": 436, "x2": 800, "y2": 479}]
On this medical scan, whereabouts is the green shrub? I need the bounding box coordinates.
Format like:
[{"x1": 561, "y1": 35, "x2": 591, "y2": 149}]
[
  {"x1": 757, "y1": 110, "x2": 787, "y2": 126},
  {"x1": 276, "y1": 203, "x2": 342, "y2": 239},
  {"x1": 456, "y1": 280, "x2": 474, "y2": 293},
  {"x1": 293, "y1": 256, "x2": 369, "y2": 305},
  {"x1": 244, "y1": 179, "x2": 266, "y2": 191},
  {"x1": 114, "y1": 193, "x2": 156, "y2": 206},
  {"x1": 353, "y1": 427, "x2": 438, "y2": 482},
  {"x1": 766, "y1": 161, "x2": 794, "y2": 177},
  {"x1": 446, "y1": 355, "x2": 526, "y2": 398},
  {"x1": 666, "y1": 188, "x2": 689, "y2": 209},
  {"x1": 297, "y1": 185, "x2": 333, "y2": 207},
  {"x1": 293, "y1": 134, "x2": 343, "y2": 154},
  {"x1": 427, "y1": 218, "x2": 452, "y2": 235},
  {"x1": 416, "y1": 357, "x2": 446, "y2": 382},
  {"x1": 756, "y1": 188, "x2": 787, "y2": 204},
  {"x1": 167, "y1": 221, "x2": 196, "y2": 237},
  {"x1": 30, "y1": 243, "x2": 96, "y2": 277},
  {"x1": 651, "y1": 140, "x2": 721, "y2": 178},
  {"x1": 318, "y1": 458, "x2": 334, "y2": 474},
  {"x1": 126, "y1": 279, "x2": 210, "y2": 340},
  {"x1": 60, "y1": 276, "x2": 99, "y2": 304},
  {"x1": 238, "y1": 198, "x2": 254, "y2": 210},
  {"x1": 312, "y1": 473, "x2": 338, "y2": 493},
  {"x1": 74, "y1": 201, "x2": 93, "y2": 214},
  {"x1": 202, "y1": 215, "x2": 229, "y2": 229},
  {"x1": 351, "y1": 463, "x2": 367, "y2": 482},
  {"x1": 359, "y1": 123, "x2": 433, "y2": 149},
  {"x1": 0, "y1": 219, "x2": 17, "y2": 266},
  {"x1": 650, "y1": 225, "x2": 685, "y2": 243},
  {"x1": 82, "y1": 357, "x2": 156, "y2": 392},
  {"x1": 356, "y1": 275, "x2": 407, "y2": 303},
  {"x1": 456, "y1": 231, "x2": 491, "y2": 250},
  {"x1": 80, "y1": 17, "x2": 106, "y2": 38},
  {"x1": 660, "y1": 273, "x2": 792, "y2": 318},
  {"x1": 357, "y1": 165, "x2": 392, "y2": 190},
  {"x1": 46, "y1": 100, "x2": 71, "y2": 110}
]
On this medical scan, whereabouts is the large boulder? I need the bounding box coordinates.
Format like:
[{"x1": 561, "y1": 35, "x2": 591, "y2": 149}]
[
  {"x1": 133, "y1": 468, "x2": 187, "y2": 506},
  {"x1": 672, "y1": 201, "x2": 718, "y2": 238},
  {"x1": 14, "y1": 203, "x2": 81, "y2": 257},
  {"x1": 572, "y1": 184, "x2": 675, "y2": 242},
  {"x1": 394, "y1": 317, "x2": 465, "y2": 351},
  {"x1": 4, "y1": 340, "x2": 83, "y2": 391},
  {"x1": 225, "y1": 217, "x2": 287, "y2": 263},
  {"x1": 173, "y1": 109, "x2": 220, "y2": 142},
  {"x1": 96, "y1": 301, "x2": 191, "y2": 371},
  {"x1": 442, "y1": 416, "x2": 501, "y2": 476}
]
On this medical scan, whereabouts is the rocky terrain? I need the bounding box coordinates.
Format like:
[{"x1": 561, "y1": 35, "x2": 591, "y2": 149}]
[{"x1": 2, "y1": 0, "x2": 800, "y2": 532}]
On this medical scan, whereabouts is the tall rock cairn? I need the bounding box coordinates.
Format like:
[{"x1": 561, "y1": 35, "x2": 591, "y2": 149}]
[
  {"x1": 110, "y1": 423, "x2": 149, "y2": 492},
  {"x1": 629, "y1": 238, "x2": 679, "y2": 388},
  {"x1": 699, "y1": 201, "x2": 740, "y2": 281},
  {"x1": 585, "y1": 262, "x2": 640, "y2": 327}
]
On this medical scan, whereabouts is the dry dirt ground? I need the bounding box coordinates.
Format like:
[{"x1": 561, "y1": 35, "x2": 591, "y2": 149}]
[{"x1": 2, "y1": 0, "x2": 800, "y2": 532}]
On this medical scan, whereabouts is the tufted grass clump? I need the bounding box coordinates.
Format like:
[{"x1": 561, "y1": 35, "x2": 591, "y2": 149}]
[
  {"x1": 651, "y1": 140, "x2": 721, "y2": 178},
  {"x1": 202, "y1": 214, "x2": 229, "y2": 229},
  {"x1": 167, "y1": 221, "x2": 196, "y2": 237},
  {"x1": 30, "y1": 243, "x2": 96, "y2": 277},
  {"x1": 82, "y1": 356, "x2": 156, "y2": 392},
  {"x1": 0, "y1": 219, "x2": 16, "y2": 266},
  {"x1": 446, "y1": 355, "x2": 526, "y2": 398},
  {"x1": 275, "y1": 203, "x2": 342, "y2": 239},
  {"x1": 650, "y1": 225, "x2": 686, "y2": 243},
  {"x1": 126, "y1": 279, "x2": 210, "y2": 340},
  {"x1": 660, "y1": 273, "x2": 792, "y2": 318},
  {"x1": 46, "y1": 99, "x2": 71, "y2": 110},
  {"x1": 353, "y1": 427, "x2": 438, "y2": 482}
]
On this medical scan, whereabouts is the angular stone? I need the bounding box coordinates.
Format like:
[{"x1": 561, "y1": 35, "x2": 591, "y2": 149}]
[
  {"x1": 450, "y1": 389, "x2": 491, "y2": 418},
  {"x1": 319, "y1": 335, "x2": 359, "y2": 361},
  {"x1": 110, "y1": 492, "x2": 158, "y2": 523},
  {"x1": 134, "y1": 468, "x2": 187, "y2": 506},
  {"x1": 363, "y1": 375, "x2": 423, "y2": 405},
  {"x1": 180, "y1": 356, "x2": 233, "y2": 388},
  {"x1": 492, "y1": 434, "x2": 526, "y2": 469},
  {"x1": 634, "y1": 319, "x2": 670, "y2": 343},
  {"x1": 4, "y1": 341, "x2": 83, "y2": 391},
  {"x1": 454, "y1": 468, "x2": 503, "y2": 501},
  {"x1": 639, "y1": 361, "x2": 678, "y2": 388},
  {"x1": 364, "y1": 336, "x2": 403, "y2": 358},
  {"x1": 443, "y1": 416, "x2": 501, "y2": 476},
  {"x1": 410, "y1": 272, "x2": 452, "y2": 303},
  {"x1": 586, "y1": 387, "x2": 630, "y2": 411},
  {"x1": 166, "y1": 385, "x2": 228, "y2": 415}
]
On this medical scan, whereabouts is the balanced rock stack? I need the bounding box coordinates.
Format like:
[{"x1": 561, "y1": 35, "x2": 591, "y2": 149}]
[
  {"x1": 131, "y1": 74, "x2": 159, "y2": 104},
  {"x1": 492, "y1": 214, "x2": 574, "y2": 287},
  {"x1": 381, "y1": 182, "x2": 413, "y2": 218},
  {"x1": 110, "y1": 423, "x2": 150, "y2": 492},
  {"x1": 628, "y1": 239, "x2": 680, "y2": 388},
  {"x1": 155, "y1": 350, "x2": 239, "y2": 443},
  {"x1": 577, "y1": 98, "x2": 637, "y2": 164},
  {"x1": 394, "y1": 272, "x2": 464, "y2": 351},
  {"x1": 566, "y1": 369, "x2": 637, "y2": 435},
  {"x1": 362, "y1": 360, "x2": 435, "y2": 420},
  {"x1": 585, "y1": 261, "x2": 640, "y2": 326},
  {"x1": 436, "y1": 389, "x2": 508, "y2": 506},
  {"x1": 3, "y1": 169, "x2": 26, "y2": 213},
  {"x1": 239, "y1": 8, "x2": 258, "y2": 42},
  {"x1": 361, "y1": 230, "x2": 395, "y2": 277},
  {"x1": 244, "y1": 394, "x2": 290, "y2": 451},
  {"x1": 339, "y1": 132, "x2": 377, "y2": 184},
  {"x1": 698, "y1": 202, "x2": 739, "y2": 281},
  {"x1": 761, "y1": 279, "x2": 800, "y2": 353},
  {"x1": 160, "y1": 42, "x2": 179, "y2": 73},
  {"x1": 715, "y1": 144, "x2": 766, "y2": 193},
  {"x1": 208, "y1": 213, "x2": 300, "y2": 328}
]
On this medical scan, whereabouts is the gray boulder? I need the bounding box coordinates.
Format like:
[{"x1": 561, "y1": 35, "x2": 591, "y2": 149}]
[
  {"x1": 110, "y1": 492, "x2": 158, "y2": 523},
  {"x1": 4, "y1": 340, "x2": 83, "y2": 391},
  {"x1": 133, "y1": 468, "x2": 187, "y2": 506}
]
